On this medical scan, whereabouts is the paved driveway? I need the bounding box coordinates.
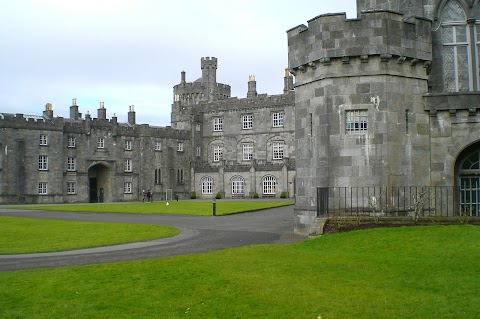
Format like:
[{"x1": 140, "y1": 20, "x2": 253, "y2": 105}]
[{"x1": 0, "y1": 205, "x2": 303, "y2": 271}]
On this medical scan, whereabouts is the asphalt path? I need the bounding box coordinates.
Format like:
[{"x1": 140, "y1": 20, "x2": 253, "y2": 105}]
[{"x1": 0, "y1": 205, "x2": 304, "y2": 271}]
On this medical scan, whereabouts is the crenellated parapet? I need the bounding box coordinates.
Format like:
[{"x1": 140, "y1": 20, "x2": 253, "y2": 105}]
[
  {"x1": 0, "y1": 113, "x2": 64, "y2": 130},
  {"x1": 173, "y1": 82, "x2": 231, "y2": 106},
  {"x1": 199, "y1": 93, "x2": 294, "y2": 113},
  {"x1": 287, "y1": 11, "x2": 432, "y2": 79}
]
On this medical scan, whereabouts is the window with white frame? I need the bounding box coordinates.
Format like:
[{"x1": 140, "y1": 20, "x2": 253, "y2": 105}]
[
  {"x1": 67, "y1": 157, "x2": 76, "y2": 171},
  {"x1": 125, "y1": 140, "x2": 132, "y2": 151},
  {"x1": 272, "y1": 142, "x2": 284, "y2": 160},
  {"x1": 177, "y1": 169, "x2": 184, "y2": 184},
  {"x1": 68, "y1": 136, "x2": 76, "y2": 148},
  {"x1": 196, "y1": 123, "x2": 201, "y2": 131},
  {"x1": 177, "y1": 142, "x2": 184, "y2": 152},
  {"x1": 39, "y1": 134, "x2": 48, "y2": 146},
  {"x1": 38, "y1": 155, "x2": 48, "y2": 170},
  {"x1": 272, "y1": 112, "x2": 284, "y2": 127},
  {"x1": 242, "y1": 143, "x2": 253, "y2": 160},
  {"x1": 67, "y1": 182, "x2": 76, "y2": 194},
  {"x1": 442, "y1": 1, "x2": 470, "y2": 92},
  {"x1": 231, "y1": 176, "x2": 245, "y2": 195},
  {"x1": 124, "y1": 182, "x2": 132, "y2": 194},
  {"x1": 242, "y1": 114, "x2": 253, "y2": 129},
  {"x1": 262, "y1": 176, "x2": 276, "y2": 195},
  {"x1": 213, "y1": 117, "x2": 223, "y2": 131},
  {"x1": 125, "y1": 159, "x2": 132, "y2": 172},
  {"x1": 213, "y1": 145, "x2": 222, "y2": 162},
  {"x1": 38, "y1": 182, "x2": 47, "y2": 195},
  {"x1": 155, "y1": 141, "x2": 162, "y2": 151},
  {"x1": 196, "y1": 146, "x2": 201, "y2": 157},
  {"x1": 201, "y1": 176, "x2": 213, "y2": 194},
  {"x1": 97, "y1": 138, "x2": 105, "y2": 149},
  {"x1": 346, "y1": 110, "x2": 368, "y2": 134},
  {"x1": 155, "y1": 168, "x2": 161, "y2": 185}
]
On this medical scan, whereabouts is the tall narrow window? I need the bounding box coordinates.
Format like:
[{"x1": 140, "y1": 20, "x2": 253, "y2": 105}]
[
  {"x1": 38, "y1": 182, "x2": 47, "y2": 195},
  {"x1": 125, "y1": 159, "x2": 132, "y2": 172},
  {"x1": 196, "y1": 146, "x2": 201, "y2": 157},
  {"x1": 231, "y1": 176, "x2": 245, "y2": 195},
  {"x1": 177, "y1": 142, "x2": 184, "y2": 152},
  {"x1": 201, "y1": 176, "x2": 213, "y2": 194},
  {"x1": 67, "y1": 157, "x2": 76, "y2": 171},
  {"x1": 39, "y1": 134, "x2": 48, "y2": 146},
  {"x1": 262, "y1": 176, "x2": 276, "y2": 195},
  {"x1": 155, "y1": 168, "x2": 161, "y2": 185},
  {"x1": 442, "y1": 0, "x2": 470, "y2": 92},
  {"x1": 242, "y1": 143, "x2": 253, "y2": 160},
  {"x1": 68, "y1": 136, "x2": 76, "y2": 148},
  {"x1": 346, "y1": 110, "x2": 368, "y2": 134},
  {"x1": 97, "y1": 138, "x2": 105, "y2": 149},
  {"x1": 273, "y1": 142, "x2": 284, "y2": 160},
  {"x1": 213, "y1": 145, "x2": 222, "y2": 162},
  {"x1": 177, "y1": 169, "x2": 184, "y2": 184},
  {"x1": 38, "y1": 155, "x2": 48, "y2": 170},
  {"x1": 155, "y1": 141, "x2": 162, "y2": 151},
  {"x1": 124, "y1": 182, "x2": 132, "y2": 194},
  {"x1": 67, "y1": 182, "x2": 76, "y2": 194},
  {"x1": 125, "y1": 140, "x2": 132, "y2": 151}
]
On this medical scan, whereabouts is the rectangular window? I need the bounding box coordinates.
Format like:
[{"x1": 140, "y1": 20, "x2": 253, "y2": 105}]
[
  {"x1": 125, "y1": 159, "x2": 132, "y2": 172},
  {"x1": 67, "y1": 157, "x2": 76, "y2": 171},
  {"x1": 155, "y1": 141, "x2": 162, "y2": 151},
  {"x1": 196, "y1": 146, "x2": 201, "y2": 157},
  {"x1": 38, "y1": 155, "x2": 48, "y2": 170},
  {"x1": 213, "y1": 117, "x2": 223, "y2": 131},
  {"x1": 68, "y1": 136, "x2": 76, "y2": 148},
  {"x1": 124, "y1": 182, "x2": 132, "y2": 194},
  {"x1": 67, "y1": 182, "x2": 76, "y2": 194},
  {"x1": 125, "y1": 140, "x2": 132, "y2": 151},
  {"x1": 177, "y1": 169, "x2": 184, "y2": 184},
  {"x1": 196, "y1": 123, "x2": 201, "y2": 131},
  {"x1": 39, "y1": 134, "x2": 48, "y2": 146},
  {"x1": 272, "y1": 112, "x2": 284, "y2": 127},
  {"x1": 155, "y1": 168, "x2": 161, "y2": 185},
  {"x1": 38, "y1": 182, "x2": 47, "y2": 195},
  {"x1": 346, "y1": 110, "x2": 368, "y2": 134},
  {"x1": 97, "y1": 138, "x2": 105, "y2": 149},
  {"x1": 242, "y1": 143, "x2": 253, "y2": 160},
  {"x1": 242, "y1": 114, "x2": 253, "y2": 129},
  {"x1": 213, "y1": 145, "x2": 222, "y2": 162},
  {"x1": 273, "y1": 142, "x2": 284, "y2": 160},
  {"x1": 177, "y1": 142, "x2": 184, "y2": 152}
]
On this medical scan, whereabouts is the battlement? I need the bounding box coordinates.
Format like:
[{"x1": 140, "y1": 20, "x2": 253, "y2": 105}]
[
  {"x1": 0, "y1": 113, "x2": 64, "y2": 130},
  {"x1": 287, "y1": 10, "x2": 432, "y2": 71},
  {"x1": 201, "y1": 57, "x2": 218, "y2": 69},
  {"x1": 198, "y1": 92, "x2": 294, "y2": 113}
]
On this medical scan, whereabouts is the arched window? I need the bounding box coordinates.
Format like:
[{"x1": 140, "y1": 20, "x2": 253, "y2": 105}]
[
  {"x1": 201, "y1": 176, "x2": 213, "y2": 195},
  {"x1": 262, "y1": 175, "x2": 276, "y2": 195},
  {"x1": 457, "y1": 146, "x2": 480, "y2": 216},
  {"x1": 231, "y1": 176, "x2": 245, "y2": 195},
  {"x1": 441, "y1": 0, "x2": 470, "y2": 92}
]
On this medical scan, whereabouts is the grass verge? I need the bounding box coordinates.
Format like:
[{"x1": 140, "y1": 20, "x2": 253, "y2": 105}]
[
  {"x1": 6, "y1": 201, "x2": 293, "y2": 215},
  {"x1": 0, "y1": 216, "x2": 179, "y2": 254},
  {"x1": 1, "y1": 225, "x2": 480, "y2": 318}
]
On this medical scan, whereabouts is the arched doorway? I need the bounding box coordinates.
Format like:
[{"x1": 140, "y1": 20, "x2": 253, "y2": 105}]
[
  {"x1": 88, "y1": 163, "x2": 111, "y2": 203},
  {"x1": 455, "y1": 143, "x2": 480, "y2": 216}
]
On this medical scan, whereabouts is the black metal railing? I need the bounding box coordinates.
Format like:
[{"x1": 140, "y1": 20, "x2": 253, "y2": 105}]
[{"x1": 316, "y1": 186, "x2": 478, "y2": 217}]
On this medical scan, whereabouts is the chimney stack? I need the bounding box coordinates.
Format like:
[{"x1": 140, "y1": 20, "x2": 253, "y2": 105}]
[
  {"x1": 128, "y1": 105, "x2": 136, "y2": 125},
  {"x1": 247, "y1": 75, "x2": 257, "y2": 98},
  {"x1": 97, "y1": 102, "x2": 106, "y2": 120}
]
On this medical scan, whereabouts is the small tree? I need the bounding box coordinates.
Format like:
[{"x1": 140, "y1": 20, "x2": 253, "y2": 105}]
[
  {"x1": 190, "y1": 191, "x2": 197, "y2": 199},
  {"x1": 253, "y1": 192, "x2": 259, "y2": 199},
  {"x1": 215, "y1": 192, "x2": 221, "y2": 199},
  {"x1": 280, "y1": 192, "x2": 286, "y2": 198}
]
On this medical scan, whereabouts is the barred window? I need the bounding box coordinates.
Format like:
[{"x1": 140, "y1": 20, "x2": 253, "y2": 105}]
[
  {"x1": 213, "y1": 145, "x2": 222, "y2": 162},
  {"x1": 242, "y1": 114, "x2": 253, "y2": 129},
  {"x1": 38, "y1": 182, "x2": 47, "y2": 195},
  {"x1": 213, "y1": 117, "x2": 223, "y2": 132},
  {"x1": 272, "y1": 112, "x2": 284, "y2": 127},
  {"x1": 68, "y1": 136, "x2": 76, "y2": 148},
  {"x1": 125, "y1": 159, "x2": 132, "y2": 172},
  {"x1": 67, "y1": 182, "x2": 76, "y2": 194},
  {"x1": 39, "y1": 134, "x2": 48, "y2": 146},
  {"x1": 38, "y1": 155, "x2": 48, "y2": 170},
  {"x1": 346, "y1": 110, "x2": 368, "y2": 134},
  {"x1": 97, "y1": 138, "x2": 105, "y2": 149},
  {"x1": 273, "y1": 142, "x2": 284, "y2": 160},
  {"x1": 242, "y1": 143, "x2": 253, "y2": 160},
  {"x1": 124, "y1": 182, "x2": 132, "y2": 194},
  {"x1": 201, "y1": 176, "x2": 213, "y2": 194},
  {"x1": 67, "y1": 157, "x2": 76, "y2": 171}
]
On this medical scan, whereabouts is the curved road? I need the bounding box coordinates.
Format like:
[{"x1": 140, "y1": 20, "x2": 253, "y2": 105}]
[{"x1": 0, "y1": 205, "x2": 304, "y2": 272}]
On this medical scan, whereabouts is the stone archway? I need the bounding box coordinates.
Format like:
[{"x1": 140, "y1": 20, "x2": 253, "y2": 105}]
[
  {"x1": 455, "y1": 142, "x2": 480, "y2": 216},
  {"x1": 88, "y1": 163, "x2": 111, "y2": 203}
]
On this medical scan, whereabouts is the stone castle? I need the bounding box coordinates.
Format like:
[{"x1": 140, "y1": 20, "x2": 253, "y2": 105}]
[{"x1": 1, "y1": 0, "x2": 480, "y2": 235}]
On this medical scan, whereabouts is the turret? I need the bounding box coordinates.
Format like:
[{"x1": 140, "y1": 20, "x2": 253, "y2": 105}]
[
  {"x1": 181, "y1": 71, "x2": 186, "y2": 84},
  {"x1": 247, "y1": 75, "x2": 257, "y2": 98},
  {"x1": 283, "y1": 69, "x2": 294, "y2": 94},
  {"x1": 201, "y1": 57, "x2": 217, "y2": 85}
]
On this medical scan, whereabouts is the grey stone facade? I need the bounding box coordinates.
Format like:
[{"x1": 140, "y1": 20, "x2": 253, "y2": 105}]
[{"x1": 289, "y1": 0, "x2": 480, "y2": 235}]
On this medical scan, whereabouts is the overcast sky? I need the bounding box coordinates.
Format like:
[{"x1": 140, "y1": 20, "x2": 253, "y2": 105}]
[{"x1": 0, "y1": 0, "x2": 356, "y2": 126}]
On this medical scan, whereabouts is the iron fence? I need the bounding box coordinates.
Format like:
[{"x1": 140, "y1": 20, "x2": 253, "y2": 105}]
[{"x1": 316, "y1": 186, "x2": 477, "y2": 218}]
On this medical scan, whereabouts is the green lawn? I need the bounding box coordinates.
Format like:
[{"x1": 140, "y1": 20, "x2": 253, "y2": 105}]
[
  {"x1": 0, "y1": 216, "x2": 179, "y2": 254},
  {"x1": 7, "y1": 201, "x2": 293, "y2": 215},
  {"x1": 1, "y1": 225, "x2": 479, "y2": 318}
]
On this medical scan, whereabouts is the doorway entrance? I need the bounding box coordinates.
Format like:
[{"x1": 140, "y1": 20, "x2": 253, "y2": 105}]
[
  {"x1": 88, "y1": 163, "x2": 111, "y2": 203},
  {"x1": 456, "y1": 143, "x2": 480, "y2": 216}
]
